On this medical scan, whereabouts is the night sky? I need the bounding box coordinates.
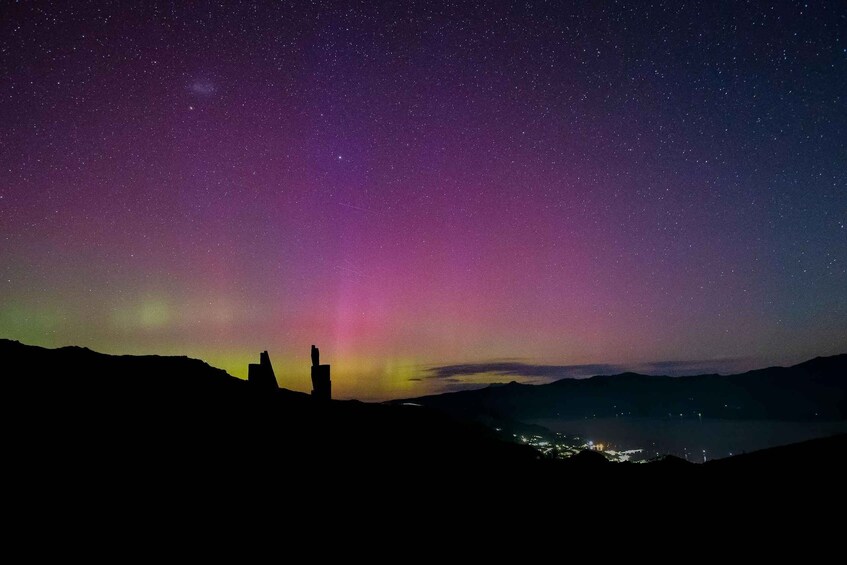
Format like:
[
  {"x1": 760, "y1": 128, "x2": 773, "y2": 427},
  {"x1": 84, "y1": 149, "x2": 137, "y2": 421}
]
[{"x1": 1, "y1": 2, "x2": 845, "y2": 400}]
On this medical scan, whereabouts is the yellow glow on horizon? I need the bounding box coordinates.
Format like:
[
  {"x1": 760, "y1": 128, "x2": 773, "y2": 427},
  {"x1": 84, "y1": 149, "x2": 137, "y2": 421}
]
[{"x1": 197, "y1": 349, "x2": 425, "y2": 401}]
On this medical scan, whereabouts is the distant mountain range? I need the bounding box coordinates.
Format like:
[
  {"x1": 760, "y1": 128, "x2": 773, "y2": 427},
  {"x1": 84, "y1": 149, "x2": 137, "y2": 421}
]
[{"x1": 397, "y1": 355, "x2": 847, "y2": 422}]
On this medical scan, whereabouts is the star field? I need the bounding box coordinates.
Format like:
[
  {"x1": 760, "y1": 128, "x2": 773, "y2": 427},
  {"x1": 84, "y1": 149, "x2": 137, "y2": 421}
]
[{"x1": 1, "y1": 2, "x2": 845, "y2": 399}]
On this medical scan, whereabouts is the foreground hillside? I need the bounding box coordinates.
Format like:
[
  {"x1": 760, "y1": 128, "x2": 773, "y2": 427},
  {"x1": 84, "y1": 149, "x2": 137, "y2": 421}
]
[
  {"x1": 2, "y1": 339, "x2": 537, "y2": 476},
  {"x1": 4, "y1": 339, "x2": 845, "y2": 511}
]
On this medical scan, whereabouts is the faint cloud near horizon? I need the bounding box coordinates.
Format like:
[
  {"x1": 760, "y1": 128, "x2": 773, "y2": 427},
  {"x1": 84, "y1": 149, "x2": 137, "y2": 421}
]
[
  {"x1": 425, "y1": 362, "x2": 619, "y2": 382},
  {"x1": 422, "y1": 358, "x2": 756, "y2": 384}
]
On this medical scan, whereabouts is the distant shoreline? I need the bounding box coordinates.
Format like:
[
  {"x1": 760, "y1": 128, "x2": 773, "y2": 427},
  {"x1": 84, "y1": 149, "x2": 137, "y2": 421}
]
[{"x1": 528, "y1": 416, "x2": 847, "y2": 462}]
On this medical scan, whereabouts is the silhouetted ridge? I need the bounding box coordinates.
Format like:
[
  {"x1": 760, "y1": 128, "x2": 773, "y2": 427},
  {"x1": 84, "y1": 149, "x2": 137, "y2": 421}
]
[
  {"x1": 399, "y1": 354, "x2": 847, "y2": 421},
  {"x1": 706, "y1": 433, "x2": 847, "y2": 470},
  {"x1": 2, "y1": 338, "x2": 539, "y2": 487},
  {"x1": 5, "y1": 337, "x2": 845, "y2": 514}
]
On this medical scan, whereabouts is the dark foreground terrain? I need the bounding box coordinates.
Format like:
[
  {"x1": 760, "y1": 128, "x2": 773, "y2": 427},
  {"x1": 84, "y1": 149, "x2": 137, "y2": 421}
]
[{"x1": 5, "y1": 339, "x2": 845, "y2": 523}]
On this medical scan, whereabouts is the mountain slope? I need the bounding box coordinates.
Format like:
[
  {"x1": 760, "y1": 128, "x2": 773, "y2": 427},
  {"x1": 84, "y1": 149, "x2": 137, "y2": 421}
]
[
  {"x1": 2, "y1": 339, "x2": 538, "y2": 478},
  {"x1": 3, "y1": 338, "x2": 846, "y2": 513},
  {"x1": 398, "y1": 355, "x2": 847, "y2": 421}
]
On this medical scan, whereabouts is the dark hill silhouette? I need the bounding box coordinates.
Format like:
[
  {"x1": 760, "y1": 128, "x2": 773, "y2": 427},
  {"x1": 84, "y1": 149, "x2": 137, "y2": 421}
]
[
  {"x1": 2, "y1": 338, "x2": 537, "y2": 471},
  {"x1": 706, "y1": 433, "x2": 847, "y2": 471},
  {"x1": 397, "y1": 354, "x2": 847, "y2": 422},
  {"x1": 4, "y1": 338, "x2": 845, "y2": 516}
]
